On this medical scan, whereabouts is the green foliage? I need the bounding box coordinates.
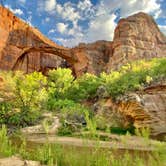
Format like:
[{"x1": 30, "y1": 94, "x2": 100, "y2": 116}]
[
  {"x1": 0, "y1": 58, "x2": 166, "y2": 129},
  {"x1": 48, "y1": 68, "x2": 74, "y2": 99},
  {"x1": 0, "y1": 126, "x2": 165, "y2": 166},
  {"x1": 0, "y1": 71, "x2": 47, "y2": 126},
  {"x1": 14, "y1": 71, "x2": 47, "y2": 112},
  {"x1": 0, "y1": 125, "x2": 14, "y2": 157},
  {"x1": 101, "y1": 58, "x2": 166, "y2": 99},
  {"x1": 135, "y1": 127, "x2": 150, "y2": 139},
  {"x1": 0, "y1": 102, "x2": 12, "y2": 124},
  {"x1": 53, "y1": 99, "x2": 89, "y2": 135},
  {"x1": 48, "y1": 69, "x2": 100, "y2": 102},
  {"x1": 84, "y1": 111, "x2": 97, "y2": 137},
  {"x1": 68, "y1": 73, "x2": 101, "y2": 101},
  {"x1": 47, "y1": 98, "x2": 77, "y2": 112}
]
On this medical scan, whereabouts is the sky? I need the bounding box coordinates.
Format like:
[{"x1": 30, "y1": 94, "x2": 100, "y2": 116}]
[{"x1": 2, "y1": 0, "x2": 166, "y2": 47}]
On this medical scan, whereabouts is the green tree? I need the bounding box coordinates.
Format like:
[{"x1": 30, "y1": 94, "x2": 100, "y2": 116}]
[{"x1": 0, "y1": 71, "x2": 47, "y2": 126}]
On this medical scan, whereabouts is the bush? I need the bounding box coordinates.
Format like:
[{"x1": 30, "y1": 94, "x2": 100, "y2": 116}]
[
  {"x1": 48, "y1": 69, "x2": 101, "y2": 102},
  {"x1": 48, "y1": 68, "x2": 74, "y2": 100},
  {"x1": 47, "y1": 99, "x2": 89, "y2": 135},
  {"x1": 68, "y1": 73, "x2": 101, "y2": 101},
  {"x1": 101, "y1": 58, "x2": 166, "y2": 99},
  {"x1": 0, "y1": 71, "x2": 47, "y2": 126},
  {"x1": 0, "y1": 102, "x2": 12, "y2": 124}
]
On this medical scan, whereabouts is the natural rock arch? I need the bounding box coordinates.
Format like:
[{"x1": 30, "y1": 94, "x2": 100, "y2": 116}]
[{"x1": 12, "y1": 46, "x2": 78, "y2": 72}]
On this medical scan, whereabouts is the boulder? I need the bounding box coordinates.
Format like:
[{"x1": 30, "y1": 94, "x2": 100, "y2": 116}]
[{"x1": 21, "y1": 113, "x2": 60, "y2": 135}]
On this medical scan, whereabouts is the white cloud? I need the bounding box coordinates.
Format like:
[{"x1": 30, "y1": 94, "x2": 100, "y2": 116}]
[
  {"x1": 59, "y1": 2, "x2": 80, "y2": 22},
  {"x1": 78, "y1": 0, "x2": 92, "y2": 11},
  {"x1": 45, "y1": 0, "x2": 164, "y2": 47},
  {"x1": 159, "y1": 25, "x2": 166, "y2": 35},
  {"x1": 56, "y1": 37, "x2": 84, "y2": 48},
  {"x1": 45, "y1": 0, "x2": 56, "y2": 12},
  {"x1": 45, "y1": 17, "x2": 50, "y2": 22},
  {"x1": 100, "y1": 0, "x2": 161, "y2": 18},
  {"x1": 12, "y1": 8, "x2": 23, "y2": 15},
  {"x1": 57, "y1": 23, "x2": 68, "y2": 34},
  {"x1": 48, "y1": 29, "x2": 56, "y2": 34},
  {"x1": 85, "y1": 13, "x2": 117, "y2": 43},
  {"x1": 56, "y1": 4, "x2": 63, "y2": 13},
  {"x1": 5, "y1": 5, "x2": 23, "y2": 15}
]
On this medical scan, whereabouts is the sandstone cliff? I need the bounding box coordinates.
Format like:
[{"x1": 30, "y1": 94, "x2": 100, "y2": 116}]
[
  {"x1": 107, "y1": 12, "x2": 166, "y2": 71},
  {"x1": 0, "y1": 6, "x2": 69, "y2": 74},
  {"x1": 0, "y1": 6, "x2": 165, "y2": 75},
  {"x1": 71, "y1": 12, "x2": 166, "y2": 74},
  {"x1": 91, "y1": 83, "x2": 166, "y2": 139}
]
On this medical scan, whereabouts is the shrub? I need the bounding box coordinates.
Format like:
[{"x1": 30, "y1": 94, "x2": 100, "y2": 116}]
[
  {"x1": 0, "y1": 71, "x2": 47, "y2": 126},
  {"x1": 68, "y1": 73, "x2": 101, "y2": 101},
  {"x1": 101, "y1": 58, "x2": 166, "y2": 99},
  {"x1": 48, "y1": 68, "x2": 74, "y2": 100},
  {"x1": 47, "y1": 99, "x2": 89, "y2": 135}
]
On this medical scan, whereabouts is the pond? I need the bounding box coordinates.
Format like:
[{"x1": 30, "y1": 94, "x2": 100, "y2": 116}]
[{"x1": 9, "y1": 133, "x2": 165, "y2": 166}]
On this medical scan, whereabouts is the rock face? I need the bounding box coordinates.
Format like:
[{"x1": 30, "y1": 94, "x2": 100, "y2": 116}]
[
  {"x1": 73, "y1": 41, "x2": 112, "y2": 75},
  {"x1": 117, "y1": 84, "x2": 166, "y2": 138},
  {"x1": 0, "y1": 6, "x2": 77, "y2": 74},
  {"x1": 73, "y1": 12, "x2": 166, "y2": 74},
  {"x1": 107, "y1": 12, "x2": 166, "y2": 70},
  {"x1": 0, "y1": 6, "x2": 165, "y2": 75}
]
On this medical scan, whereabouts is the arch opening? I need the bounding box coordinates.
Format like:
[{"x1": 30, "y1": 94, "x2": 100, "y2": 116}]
[{"x1": 12, "y1": 46, "x2": 77, "y2": 74}]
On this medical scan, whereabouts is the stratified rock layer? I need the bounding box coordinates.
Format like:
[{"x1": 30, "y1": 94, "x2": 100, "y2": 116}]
[{"x1": 117, "y1": 84, "x2": 166, "y2": 138}]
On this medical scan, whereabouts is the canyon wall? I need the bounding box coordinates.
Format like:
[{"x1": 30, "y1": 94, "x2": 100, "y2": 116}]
[
  {"x1": 0, "y1": 6, "x2": 165, "y2": 75},
  {"x1": 0, "y1": 6, "x2": 72, "y2": 74}
]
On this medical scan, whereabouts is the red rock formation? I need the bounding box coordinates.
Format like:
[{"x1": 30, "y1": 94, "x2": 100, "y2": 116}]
[
  {"x1": 0, "y1": 6, "x2": 78, "y2": 74},
  {"x1": 0, "y1": 6, "x2": 165, "y2": 76},
  {"x1": 73, "y1": 41, "x2": 112, "y2": 75},
  {"x1": 107, "y1": 12, "x2": 166, "y2": 70},
  {"x1": 72, "y1": 12, "x2": 166, "y2": 74},
  {"x1": 117, "y1": 84, "x2": 166, "y2": 138}
]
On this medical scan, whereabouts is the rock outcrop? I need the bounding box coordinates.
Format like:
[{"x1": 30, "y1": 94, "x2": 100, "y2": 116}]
[
  {"x1": 117, "y1": 84, "x2": 166, "y2": 139},
  {"x1": 73, "y1": 12, "x2": 166, "y2": 74},
  {"x1": 21, "y1": 113, "x2": 61, "y2": 135},
  {"x1": 107, "y1": 12, "x2": 166, "y2": 70},
  {"x1": 73, "y1": 41, "x2": 112, "y2": 75}
]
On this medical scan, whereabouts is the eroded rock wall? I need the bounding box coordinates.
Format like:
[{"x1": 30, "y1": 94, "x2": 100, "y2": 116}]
[
  {"x1": 117, "y1": 84, "x2": 166, "y2": 138},
  {"x1": 107, "y1": 12, "x2": 166, "y2": 70},
  {"x1": 0, "y1": 6, "x2": 66, "y2": 73},
  {"x1": 0, "y1": 6, "x2": 165, "y2": 75}
]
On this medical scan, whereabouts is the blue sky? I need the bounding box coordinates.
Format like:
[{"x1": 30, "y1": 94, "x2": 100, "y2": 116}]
[{"x1": 3, "y1": 0, "x2": 166, "y2": 47}]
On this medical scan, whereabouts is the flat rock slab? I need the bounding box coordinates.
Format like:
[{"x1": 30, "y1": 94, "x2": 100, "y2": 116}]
[{"x1": 0, "y1": 156, "x2": 41, "y2": 166}]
